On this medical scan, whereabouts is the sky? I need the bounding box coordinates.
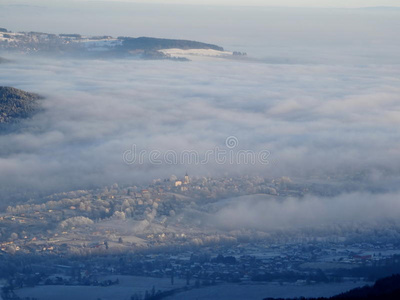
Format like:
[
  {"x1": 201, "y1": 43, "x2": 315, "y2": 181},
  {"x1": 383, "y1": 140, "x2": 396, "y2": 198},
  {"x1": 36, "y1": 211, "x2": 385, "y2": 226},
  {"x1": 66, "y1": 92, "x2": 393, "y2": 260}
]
[
  {"x1": 1, "y1": 1, "x2": 400, "y2": 58},
  {"x1": 2, "y1": 0, "x2": 400, "y2": 8},
  {"x1": 47, "y1": 0, "x2": 400, "y2": 8}
]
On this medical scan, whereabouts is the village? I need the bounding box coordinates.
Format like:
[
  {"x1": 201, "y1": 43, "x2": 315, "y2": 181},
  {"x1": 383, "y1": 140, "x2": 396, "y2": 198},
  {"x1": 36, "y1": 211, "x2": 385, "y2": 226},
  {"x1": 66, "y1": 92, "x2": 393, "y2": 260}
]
[{"x1": 1, "y1": 174, "x2": 400, "y2": 300}]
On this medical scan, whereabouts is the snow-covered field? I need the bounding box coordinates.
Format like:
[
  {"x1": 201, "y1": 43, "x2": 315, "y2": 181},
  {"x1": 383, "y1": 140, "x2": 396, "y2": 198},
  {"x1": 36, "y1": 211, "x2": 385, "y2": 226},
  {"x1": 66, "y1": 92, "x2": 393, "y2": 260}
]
[
  {"x1": 16, "y1": 275, "x2": 186, "y2": 300},
  {"x1": 159, "y1": 48, "x2": 233, "y2": 61},
  {"x1": 0, "y1": 32, "x2": 23, "y2": 42},
  {"x1": 15, "y1": 279, "x2": 370, "y2": 300},
  {"x1": 166, "y1": 281, "x2": 371, "y2": 300},
  {"x1": 0, "y1": 279, "x2": 5, "y2": 300}
]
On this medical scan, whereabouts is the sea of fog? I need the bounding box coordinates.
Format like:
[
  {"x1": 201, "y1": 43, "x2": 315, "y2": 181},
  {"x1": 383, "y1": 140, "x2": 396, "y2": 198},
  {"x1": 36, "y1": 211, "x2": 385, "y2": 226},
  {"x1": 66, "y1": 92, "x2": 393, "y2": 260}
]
[
  {"x1": 0, "y1": 3, "x2": 400, "y2": 207},
  {"x1": 1, "y1": 56, "x2": 400, "y2": 200}
]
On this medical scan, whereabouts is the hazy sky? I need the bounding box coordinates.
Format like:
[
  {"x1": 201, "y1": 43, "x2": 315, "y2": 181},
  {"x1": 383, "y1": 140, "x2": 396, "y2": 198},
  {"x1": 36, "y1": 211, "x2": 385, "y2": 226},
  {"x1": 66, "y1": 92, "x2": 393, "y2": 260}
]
[
  {"x1": 88, "y1": 0, "x2": 400, "y2": 8},
  {"x1": 2, "y1": 0, "x2": 400, "y2": 8}
]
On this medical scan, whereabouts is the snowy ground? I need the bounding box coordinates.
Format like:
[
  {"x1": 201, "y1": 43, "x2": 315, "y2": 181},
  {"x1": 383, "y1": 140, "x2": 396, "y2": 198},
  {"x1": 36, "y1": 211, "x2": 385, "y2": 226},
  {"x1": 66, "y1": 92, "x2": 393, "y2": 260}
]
[
  {"x1": 16, "y1": 275, "x2": 186, "y2": 300},
  {"x1": 158, "y1": 48, "x2": 233, "y2": 61},
  {"x1": 15, "y1": 279, "x2": 370, "y2": 300},
  {"x1": 0, "y1": 280, "x2": 4, "y2": 300},
  {"x1": 0, "y1": 32, "x2": 23, "y2": 42},
  {"x1": 166, "y1": 281, "x2": 371, "y2": 300}
]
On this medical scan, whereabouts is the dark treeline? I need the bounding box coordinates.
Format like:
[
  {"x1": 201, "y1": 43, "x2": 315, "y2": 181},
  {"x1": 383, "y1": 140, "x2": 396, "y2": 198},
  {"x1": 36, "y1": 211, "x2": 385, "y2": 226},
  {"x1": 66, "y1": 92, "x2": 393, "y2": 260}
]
[{"x1": 264, "y1": 274, "x2": 400, "y2": 300}]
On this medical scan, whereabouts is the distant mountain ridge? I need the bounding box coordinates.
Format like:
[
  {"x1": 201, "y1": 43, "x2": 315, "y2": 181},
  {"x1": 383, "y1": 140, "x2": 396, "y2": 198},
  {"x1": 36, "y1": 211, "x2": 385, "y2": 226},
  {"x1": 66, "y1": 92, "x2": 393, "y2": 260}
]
[
  {"x1": 120, "y1": 36, "x2": 224, "y2": 51},
  {"x1": 0, "y1": 86, "x2": 42, "y2": 124},
  {"x1": 0, "y1": 27, "x2": 233, "y2": 61}
]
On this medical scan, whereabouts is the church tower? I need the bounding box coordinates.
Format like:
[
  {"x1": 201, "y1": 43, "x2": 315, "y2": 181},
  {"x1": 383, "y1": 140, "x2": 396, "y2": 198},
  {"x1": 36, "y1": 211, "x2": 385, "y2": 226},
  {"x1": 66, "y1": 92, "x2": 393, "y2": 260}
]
[{"x1": 184, "y1": 172, "x2": 190, "y2": 184}]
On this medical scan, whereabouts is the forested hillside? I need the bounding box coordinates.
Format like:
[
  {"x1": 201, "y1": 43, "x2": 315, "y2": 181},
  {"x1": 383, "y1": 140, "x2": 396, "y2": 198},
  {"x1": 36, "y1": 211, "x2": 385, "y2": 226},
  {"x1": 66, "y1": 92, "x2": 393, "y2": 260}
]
[{"x1": 0, "y1": 86, "x2": 42, "y2": 123}]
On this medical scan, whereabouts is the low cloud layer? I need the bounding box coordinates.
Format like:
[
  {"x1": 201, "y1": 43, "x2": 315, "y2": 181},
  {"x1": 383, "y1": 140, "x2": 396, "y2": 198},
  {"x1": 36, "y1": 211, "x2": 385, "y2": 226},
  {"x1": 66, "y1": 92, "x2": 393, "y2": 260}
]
[
  {"x1": 213, "y1": 192, "x2": 400, "y2": 231},
  {"x1": 0, "y1": 54, "x2": 400, "y2": 203}
]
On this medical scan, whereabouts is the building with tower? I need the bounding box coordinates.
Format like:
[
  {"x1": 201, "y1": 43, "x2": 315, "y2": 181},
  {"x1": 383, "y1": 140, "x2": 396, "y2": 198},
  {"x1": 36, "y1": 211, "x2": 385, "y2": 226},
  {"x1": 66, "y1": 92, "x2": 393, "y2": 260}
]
[{"x1": 184, "y1": 172, "x2": 190, "y2": 184}]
